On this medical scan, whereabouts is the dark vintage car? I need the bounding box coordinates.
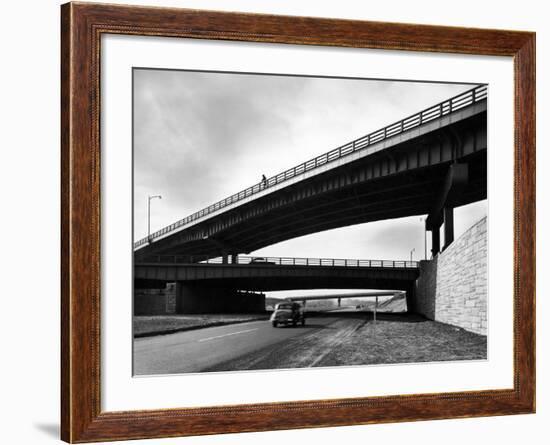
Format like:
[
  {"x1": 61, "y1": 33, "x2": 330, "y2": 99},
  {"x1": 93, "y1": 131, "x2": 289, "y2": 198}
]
[
  {"x1": 270, "y1": 302, "x2": 305, "y2": 327},
  {"x1": 249, "y1": 257, "x2": 276, "y2": 265}
]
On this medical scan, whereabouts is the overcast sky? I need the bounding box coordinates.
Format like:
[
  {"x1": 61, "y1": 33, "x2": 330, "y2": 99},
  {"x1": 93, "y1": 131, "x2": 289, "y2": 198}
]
[{"x1": 133, "y1": 69, "x2": 487, "y2": 297}]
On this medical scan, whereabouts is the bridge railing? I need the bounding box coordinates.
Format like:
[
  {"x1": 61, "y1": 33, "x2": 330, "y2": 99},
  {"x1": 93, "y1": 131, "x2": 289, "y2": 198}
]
[
  {"x1": 135, "y1": 84, "x2": 487, "y2": 249},
  {"x1": 137, "y1": 254, "x2": 419, "y2": 269}
]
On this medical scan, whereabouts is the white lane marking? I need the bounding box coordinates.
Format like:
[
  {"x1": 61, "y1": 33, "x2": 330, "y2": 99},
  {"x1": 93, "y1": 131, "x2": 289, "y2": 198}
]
[
  {"x1": 198, "y1": 328, "x2": 258, "y2": 343},
  {"x1": 190, "y1": 319, "x2": 266, "y2": 333}
]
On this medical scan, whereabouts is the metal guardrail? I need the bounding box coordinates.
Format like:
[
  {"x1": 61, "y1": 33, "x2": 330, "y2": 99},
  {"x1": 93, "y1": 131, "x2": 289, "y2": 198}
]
[
  {"x1": 137, "y1": 254, "x2": 419, "y2": 269},
  {"x1": 135, "y1": 84, "x2": 487, "y2": 249}
]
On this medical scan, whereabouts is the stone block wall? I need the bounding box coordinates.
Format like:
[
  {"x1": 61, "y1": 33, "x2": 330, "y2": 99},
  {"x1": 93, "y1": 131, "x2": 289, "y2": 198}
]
[
  {"x1": 414, "y1": 260, "x2": 437, "y2": 320},
  {"x1": 415, "y1": 216, "x2": 487, "y2": 335},
  {"x1": 134, "y1": 283, "x2": 176, "y2": 315}
]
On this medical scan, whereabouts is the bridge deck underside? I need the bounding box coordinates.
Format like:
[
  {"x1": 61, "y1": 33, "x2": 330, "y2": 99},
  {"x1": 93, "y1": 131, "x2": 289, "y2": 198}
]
[
  {"x1": 135, "y1": 264, "x2": 419, "y2": 292},
  {"x1": 136, "y1": 110, "x2": 486, "y2": 260}
]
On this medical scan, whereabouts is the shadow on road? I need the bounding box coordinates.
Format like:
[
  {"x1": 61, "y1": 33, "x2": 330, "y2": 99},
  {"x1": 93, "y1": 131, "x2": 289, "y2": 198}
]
[{"x1": 274, "y1": 323, "x2": 332, "y2": 329}]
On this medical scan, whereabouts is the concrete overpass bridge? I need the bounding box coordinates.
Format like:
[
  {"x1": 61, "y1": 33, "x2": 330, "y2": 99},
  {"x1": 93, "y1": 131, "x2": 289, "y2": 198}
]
[
  {"x1": 135, "y1": 255, "x2": 418, "y2": 290},
  {"x1": 134, "y1": 85, "x2": 487, "y2": 262},
  {"x1": 134, "y1": 255, "x2": 418, "y2": 314}
]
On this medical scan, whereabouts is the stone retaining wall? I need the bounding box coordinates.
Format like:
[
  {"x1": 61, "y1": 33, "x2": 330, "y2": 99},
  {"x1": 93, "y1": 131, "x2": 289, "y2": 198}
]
[{"x1": 414, "y1": 216, "x2": 487, "y2": 335}]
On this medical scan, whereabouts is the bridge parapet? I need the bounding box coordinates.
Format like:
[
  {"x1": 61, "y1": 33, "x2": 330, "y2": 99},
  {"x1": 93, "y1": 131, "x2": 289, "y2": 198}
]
[{"x1": 136, "y1": 254, "x2": 419, "y2": 269}]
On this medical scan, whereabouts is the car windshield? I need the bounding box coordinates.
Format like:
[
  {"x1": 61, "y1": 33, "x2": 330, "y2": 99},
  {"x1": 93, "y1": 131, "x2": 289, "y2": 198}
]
[{"x1": 277, "y1": 304, "x2": 293, "y2": 310}]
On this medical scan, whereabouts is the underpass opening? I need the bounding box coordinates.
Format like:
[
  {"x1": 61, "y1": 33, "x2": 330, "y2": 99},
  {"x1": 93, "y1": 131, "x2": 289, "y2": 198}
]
[{"x1": 265, "y1": 289, "x2": 408, "y2": 315}]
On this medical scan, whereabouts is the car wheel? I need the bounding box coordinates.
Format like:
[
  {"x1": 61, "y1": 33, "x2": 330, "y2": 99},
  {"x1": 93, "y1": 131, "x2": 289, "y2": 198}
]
[{"x1": 272, "y1": 321, "x2": 278, "y2": 327}]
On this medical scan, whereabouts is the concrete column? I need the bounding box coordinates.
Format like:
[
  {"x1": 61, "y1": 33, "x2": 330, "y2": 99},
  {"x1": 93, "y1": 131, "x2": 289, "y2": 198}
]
[
  {"x1": 431, "y1": 228, "x2": 440, "y2": 257},
  {"x1": 405, "y1": 282, "x2": 418, "y2": 314},
  {"x1": 443, "y1": 206, "x2": 454, "y2": 250}
]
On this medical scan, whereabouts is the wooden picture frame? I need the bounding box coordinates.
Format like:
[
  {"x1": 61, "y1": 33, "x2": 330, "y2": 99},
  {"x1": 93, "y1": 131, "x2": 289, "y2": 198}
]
[{"x1": 61, "y1": 2, "x2": 535, "y2": 442}]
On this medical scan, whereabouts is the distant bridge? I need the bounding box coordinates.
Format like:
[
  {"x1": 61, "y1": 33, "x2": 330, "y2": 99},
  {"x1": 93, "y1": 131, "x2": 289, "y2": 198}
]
[
  {"x1": 135, "y1": 85, "x2": 487, "y2": 261},
  {"x1": 285, "y1": 290, "x2": 404, "y2": 302},
  {"x1": 285, "y1": 290, "x2": 405, "y2": 309}
]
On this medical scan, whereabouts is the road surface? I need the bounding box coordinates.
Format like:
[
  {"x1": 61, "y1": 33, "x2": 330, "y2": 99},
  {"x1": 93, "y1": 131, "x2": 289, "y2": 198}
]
[
  {"x1": 133, "y1": 311, "x2": 487, "y2": 375},
  {"x1": 134, "y1": 316, "x2": 340, "y2": 375}
]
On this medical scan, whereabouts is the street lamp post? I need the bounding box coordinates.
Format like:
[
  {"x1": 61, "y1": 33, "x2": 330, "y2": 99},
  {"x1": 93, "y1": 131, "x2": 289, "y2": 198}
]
[{"x1": 147, "y1": 195, "x2": 162, "y2": 242}]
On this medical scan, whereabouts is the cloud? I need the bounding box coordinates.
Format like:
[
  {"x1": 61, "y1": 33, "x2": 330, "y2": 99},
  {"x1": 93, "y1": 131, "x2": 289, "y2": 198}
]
[{"x1": 134, "y1": 70, "x2": 311, "y2": 213}]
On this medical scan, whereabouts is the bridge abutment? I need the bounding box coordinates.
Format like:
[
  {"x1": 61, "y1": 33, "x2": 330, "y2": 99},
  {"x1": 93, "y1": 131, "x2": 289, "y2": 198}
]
[
  {"x1": 134, "y1": 282, "x2": 176, "y2": 315},
  {"x1": 413, "y1": 216, "x2": 487, "y2": 335}
]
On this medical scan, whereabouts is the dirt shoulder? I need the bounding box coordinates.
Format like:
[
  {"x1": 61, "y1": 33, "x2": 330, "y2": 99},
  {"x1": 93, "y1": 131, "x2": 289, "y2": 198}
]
[{"x1": 206, "y1": 312, "x2": 487, "y2": 371}]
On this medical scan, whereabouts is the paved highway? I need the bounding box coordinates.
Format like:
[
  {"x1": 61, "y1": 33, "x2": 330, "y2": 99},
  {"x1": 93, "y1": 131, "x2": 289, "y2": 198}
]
[{"x1": 133, "y1": 316, "x2": 340, "y2": 375}]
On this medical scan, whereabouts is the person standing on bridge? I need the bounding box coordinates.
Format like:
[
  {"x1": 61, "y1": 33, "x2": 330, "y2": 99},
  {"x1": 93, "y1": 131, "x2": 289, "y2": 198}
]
[{"x1": 261, "y1": 174, "x2": 267, "y2": 188}]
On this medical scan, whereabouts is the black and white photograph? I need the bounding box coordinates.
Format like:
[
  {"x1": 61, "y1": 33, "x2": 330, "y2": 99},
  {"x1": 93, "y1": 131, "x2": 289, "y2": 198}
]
[
  {"x1": 3, "y1": 0, "x2": 546, "y2": 443},
  {"x1": 132, "y1": 69, "x2": 488, "y2": 376}
]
